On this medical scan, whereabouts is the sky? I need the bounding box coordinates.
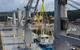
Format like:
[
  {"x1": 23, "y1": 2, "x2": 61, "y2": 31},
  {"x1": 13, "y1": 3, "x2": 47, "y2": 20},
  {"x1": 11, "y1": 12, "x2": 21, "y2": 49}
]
[
  {"x1": 0, "y1": 0, "x2": 80, "y2": 12},
  {"x1": 0, "y1": 0, "x2": 28, "y2": 12},
  {"x1": 67, "y1": 0, "x2": 80, "y2": 10}
]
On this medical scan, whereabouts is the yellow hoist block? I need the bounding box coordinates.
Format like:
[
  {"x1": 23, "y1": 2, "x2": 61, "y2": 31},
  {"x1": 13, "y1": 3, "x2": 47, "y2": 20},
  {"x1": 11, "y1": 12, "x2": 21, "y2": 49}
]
[
  {"x1": 39, "y1": 16, "x2": 43, "y2": 20},
  {"x1": 34, "y1": 16, "x2": 43, "y2": 21},
  {"x1": 34, "y1": 16, "x2": 43, "y2": 22}
]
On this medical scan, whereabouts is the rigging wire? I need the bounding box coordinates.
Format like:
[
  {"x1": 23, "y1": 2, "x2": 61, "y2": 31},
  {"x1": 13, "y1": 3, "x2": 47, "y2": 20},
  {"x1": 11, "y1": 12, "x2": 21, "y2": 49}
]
[
  {"x1": 68, "y1": 3, "x2": 80, "y2": 10},
  {"x1": 70, "y1": 0, "x2": 80, "y2": 7},
  {"x1": 34, "y1": 0, "x2": 39, "y2": 13},
  {"x1": 68, "y1": 0, "x2": 80, "y2": 10}
]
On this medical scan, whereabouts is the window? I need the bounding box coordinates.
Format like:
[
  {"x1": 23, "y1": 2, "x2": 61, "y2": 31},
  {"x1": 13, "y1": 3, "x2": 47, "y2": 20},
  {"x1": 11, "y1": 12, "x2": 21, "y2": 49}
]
[{"x1": 0, "y1": 16, "x2": 7, "y2": 22}]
